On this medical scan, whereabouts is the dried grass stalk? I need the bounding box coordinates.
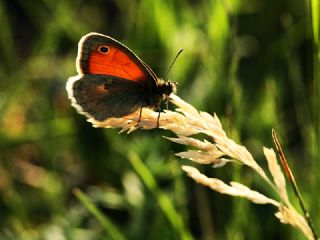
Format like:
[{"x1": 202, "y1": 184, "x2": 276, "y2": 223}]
[
  {"x1": 263, "y1": 147, "x2": 289, "y2": 204},
  {"x1": 182, "y1": 165, "x2": 279, "y2": 206},
  {"x1": 275, "y1": 205, "x2": 314, "y2": 239}
]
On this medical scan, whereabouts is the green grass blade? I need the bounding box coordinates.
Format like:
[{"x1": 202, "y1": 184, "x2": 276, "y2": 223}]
[{"x1": 73, "y1": 188, "x2": 125, "y2": 240}]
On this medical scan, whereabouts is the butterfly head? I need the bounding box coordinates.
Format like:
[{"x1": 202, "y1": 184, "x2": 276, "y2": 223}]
[{"x1": 156, "y1": 79, "x2": 177, "y2": 96}]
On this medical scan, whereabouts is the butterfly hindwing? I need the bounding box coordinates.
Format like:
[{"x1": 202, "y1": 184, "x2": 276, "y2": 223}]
[{"x1": 68, "y1": 74, "x2": 148, "y2": 121}]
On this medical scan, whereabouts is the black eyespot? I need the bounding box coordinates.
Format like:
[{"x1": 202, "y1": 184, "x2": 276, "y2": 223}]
[{"x1": 99, "y1": 46, "x2": 109, "y2": 53}]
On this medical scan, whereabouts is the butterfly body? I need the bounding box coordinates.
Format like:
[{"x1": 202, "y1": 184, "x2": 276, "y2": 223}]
[{"x1": 67, "y1": 33, "x2": 177, "y2": 123}]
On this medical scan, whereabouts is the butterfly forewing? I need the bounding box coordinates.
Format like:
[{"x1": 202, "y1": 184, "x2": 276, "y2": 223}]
[{"x1": 77, "y1": 33, "x2": 157, "y2": 89}]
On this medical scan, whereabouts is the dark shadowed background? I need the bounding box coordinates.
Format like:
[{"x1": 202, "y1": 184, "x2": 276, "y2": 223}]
[{"x1": 0, "y1": 0, "x2": 319, "y2": 239}]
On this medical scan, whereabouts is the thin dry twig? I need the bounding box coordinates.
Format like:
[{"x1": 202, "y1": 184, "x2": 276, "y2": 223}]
[{"x1": 272, "y1": 130, "x2": 319, "y2": 240}]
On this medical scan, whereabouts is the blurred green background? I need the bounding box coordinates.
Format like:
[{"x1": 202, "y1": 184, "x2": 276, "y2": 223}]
[{"x1": 0, "y1": 0, "x2": 319, "y2": 239}]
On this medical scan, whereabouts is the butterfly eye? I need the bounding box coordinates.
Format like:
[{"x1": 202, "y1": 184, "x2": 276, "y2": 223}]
[{"x1": 99, "y1": 46, "x2": 109, "y2": 54}]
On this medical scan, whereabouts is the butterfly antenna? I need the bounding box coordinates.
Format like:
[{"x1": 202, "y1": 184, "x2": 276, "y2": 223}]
[{"x1": 165, "y1": 49, "x2": 183, "y2": 78}]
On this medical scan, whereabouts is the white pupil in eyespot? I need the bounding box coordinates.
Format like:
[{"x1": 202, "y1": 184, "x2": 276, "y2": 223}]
[{"x1": 100, "y1": 46, "x2": 109, "y2": 53}]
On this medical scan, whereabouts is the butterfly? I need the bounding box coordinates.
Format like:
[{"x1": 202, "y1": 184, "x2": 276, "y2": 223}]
[{"x1": 66, "y1": 32, "x2": 177, "y2": 126}]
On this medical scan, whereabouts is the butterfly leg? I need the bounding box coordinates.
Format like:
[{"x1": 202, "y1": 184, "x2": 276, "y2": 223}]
[
  {"x1": 133, "y1": 107, "x2": 143, "y2": 128},
  {"x1": 156, "y1": 111, "x2": 161, "y2": 128},
  {"x1": 159, "y1": 96, "x2": 170, "y2": 128},
  {"x1": 138, "y1": 107, "x2": 143, "y2": 123},
  {"x1": 165, "y1": 96, "x2": 169, "y2": 110}
]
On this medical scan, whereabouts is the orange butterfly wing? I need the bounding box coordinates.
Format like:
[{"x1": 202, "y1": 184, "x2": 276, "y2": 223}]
[
  {"x1": 88, "y1": 46, "x2": 146, "y2": 81},
  {"x1": 77, "y1": 33, "x2": 157, "y2": 86}
]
